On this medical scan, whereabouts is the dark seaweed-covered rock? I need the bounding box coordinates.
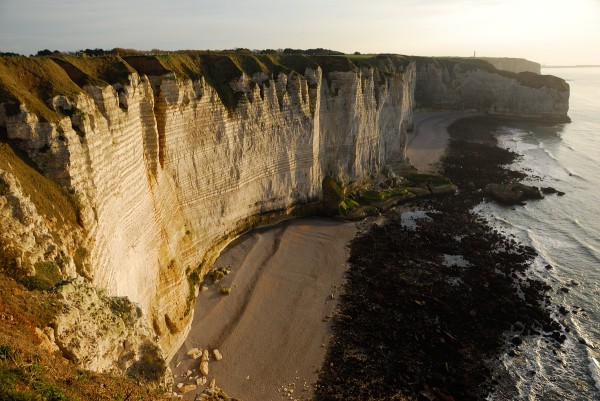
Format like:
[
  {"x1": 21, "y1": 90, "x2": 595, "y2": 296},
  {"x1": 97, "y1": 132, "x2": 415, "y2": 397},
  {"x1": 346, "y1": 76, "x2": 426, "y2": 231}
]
[
  {"x1": 315, "y1": 116, "x2": 559, "y2": 401},
  {"x1": 484, "y1": 182, "x2": 543, "y2": 205}
]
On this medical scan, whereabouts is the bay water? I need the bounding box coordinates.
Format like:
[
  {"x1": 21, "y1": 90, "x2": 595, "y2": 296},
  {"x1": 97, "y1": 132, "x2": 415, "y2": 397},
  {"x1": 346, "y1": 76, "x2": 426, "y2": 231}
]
[{"x1": 479, "y1": 67, "x2": 600, "y2": 400}]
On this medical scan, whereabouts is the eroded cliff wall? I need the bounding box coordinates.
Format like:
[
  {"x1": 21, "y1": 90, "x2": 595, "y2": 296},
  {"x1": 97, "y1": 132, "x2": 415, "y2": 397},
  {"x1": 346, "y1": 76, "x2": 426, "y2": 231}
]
[
  {"x1": 0, "y1": 54, "x2": 416, "y2": 362},
  {"x1": 414, "y1": 57, "x2": 569, "y2": 120},
  {"x1": 0, "y1": 53, "x2": 569, "y2": 371}
]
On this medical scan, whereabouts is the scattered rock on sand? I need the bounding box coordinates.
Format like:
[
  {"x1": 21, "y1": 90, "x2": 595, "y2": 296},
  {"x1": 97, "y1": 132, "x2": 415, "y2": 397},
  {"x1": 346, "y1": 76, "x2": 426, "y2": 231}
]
[
  {"x1": 196, "y1": 376, "x2": 207, "y2": 386},
  {"x1": 200, "y1": 360, "x2": 209, "y2": 376},
  {"x1": 180, "y1": 384, "x2": 197, "y2": 394},
  {"x1": 195, "y1": 384, "x2": 233, "y2": 400},
  {"x1": 202, "y1": 349, "x2": 210, "y2": 361},
  {"x1": 213, "y1": 349, "x2": 223, "y2": 361},
  {"x1": 187, "y1": 347, "x2": 202, "y2": 359}
]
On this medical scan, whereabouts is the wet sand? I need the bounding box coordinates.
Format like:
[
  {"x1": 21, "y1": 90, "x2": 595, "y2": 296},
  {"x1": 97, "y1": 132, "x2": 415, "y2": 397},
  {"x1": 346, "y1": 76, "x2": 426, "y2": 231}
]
[
  {"x1": 407, "y1": 111, "x2": 479, "y2": 171},
  {"x1": 171, "y1": 218, "x2": 356, "y2": 401}
]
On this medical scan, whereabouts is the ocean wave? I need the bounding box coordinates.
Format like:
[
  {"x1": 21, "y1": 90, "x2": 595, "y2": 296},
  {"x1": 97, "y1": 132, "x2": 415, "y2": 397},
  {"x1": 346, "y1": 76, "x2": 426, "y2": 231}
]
[
  {"x1": 573, "y1": 218, "x2": 600, "y2": 245},
  {"x1": 591, "y1": 357, "x2": 600, "y2": 392},
  {"x1": 496, "y1": 128, "x2": 593, "y2": 183},
  {"x1": 484, "y1": 69, "x2": 600, "y2": 400},
  {"x1": 527, "y1": 231, "x2": 578, "y2": 250},
  {"x1": 572, "y1": 239, "x2": 600, "y2": 264}
]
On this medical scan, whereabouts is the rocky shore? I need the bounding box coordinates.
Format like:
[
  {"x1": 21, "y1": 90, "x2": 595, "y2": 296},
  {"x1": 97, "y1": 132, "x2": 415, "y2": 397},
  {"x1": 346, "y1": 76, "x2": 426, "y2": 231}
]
[{"x1": 314, "y1": 116, "x2": 564, "y2": 401}]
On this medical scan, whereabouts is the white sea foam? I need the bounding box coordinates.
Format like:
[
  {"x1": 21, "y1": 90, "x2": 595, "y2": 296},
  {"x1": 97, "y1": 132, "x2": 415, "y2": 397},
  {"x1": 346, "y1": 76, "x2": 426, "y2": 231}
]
[
  {"x1": 590, "y1": 357, "x2": 600, "y2": 392},
  {"x1": 480, "y1": 67, "x2": 600, "y2": 400}
]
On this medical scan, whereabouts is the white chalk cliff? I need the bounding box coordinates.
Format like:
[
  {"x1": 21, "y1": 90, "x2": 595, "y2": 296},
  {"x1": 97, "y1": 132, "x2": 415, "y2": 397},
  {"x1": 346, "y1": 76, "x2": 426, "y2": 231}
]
[
  {"x1": 414, "y1": 57, "x2": 569, "y2": 119},
  {"x1": 0, "y1": 54, "x2": 569, "y2": 373}
]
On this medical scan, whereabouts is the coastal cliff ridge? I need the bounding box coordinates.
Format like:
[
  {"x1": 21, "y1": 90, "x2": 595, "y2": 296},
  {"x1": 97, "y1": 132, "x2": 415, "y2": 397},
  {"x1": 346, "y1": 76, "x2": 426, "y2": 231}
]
[{"x1": 0, "y1": 51, "x2": 569, "y2": 388}]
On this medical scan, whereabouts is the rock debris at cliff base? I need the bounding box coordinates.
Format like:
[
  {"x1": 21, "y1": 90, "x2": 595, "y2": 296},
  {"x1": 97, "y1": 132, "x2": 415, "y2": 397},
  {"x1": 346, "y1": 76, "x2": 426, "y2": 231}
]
[{"x1": 314, "y1": 117, "x2": 566, "y2": 401}]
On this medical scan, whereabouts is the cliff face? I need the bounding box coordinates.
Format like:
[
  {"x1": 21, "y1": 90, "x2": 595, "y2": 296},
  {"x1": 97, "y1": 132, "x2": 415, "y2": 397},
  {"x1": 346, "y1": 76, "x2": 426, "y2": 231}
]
[
  {"x1": 0, "y1": 54, "x2": 416, "y2": 362},
  {"x1": 414, "y1": 58, "x2": 569, "y2": 120},
  {"x1": 0, "y1": 53, "x2": 569, "y2": 371}
]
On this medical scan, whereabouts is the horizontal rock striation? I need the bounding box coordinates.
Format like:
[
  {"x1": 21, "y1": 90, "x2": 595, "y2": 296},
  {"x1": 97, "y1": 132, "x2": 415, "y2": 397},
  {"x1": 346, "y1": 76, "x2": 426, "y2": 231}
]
[
  {"x1": 0, "y1": 53, "x2": 570, "y2": 371},
  {"x1": 0, "y1": 54, "x2": 416, "y2": 363}
]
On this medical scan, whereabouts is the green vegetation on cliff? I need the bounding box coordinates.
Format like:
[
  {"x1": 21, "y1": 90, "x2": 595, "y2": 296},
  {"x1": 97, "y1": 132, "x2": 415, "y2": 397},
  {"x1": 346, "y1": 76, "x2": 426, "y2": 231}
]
[
  {"x1": 52, "y1": 55, "x2": 136, "y2": 87},
  {"x1": 414, "y1": 56, "x2": 569, "y2": 92},
  {"x1": 0, "y1": 57, "x2": 82, "y2": 123},
  {"x1": 0, "y1": 274, "x2": 176, "y2": 401},
  {"x1": 0, "y1": 142, "x2": 79, "y2": 228}
]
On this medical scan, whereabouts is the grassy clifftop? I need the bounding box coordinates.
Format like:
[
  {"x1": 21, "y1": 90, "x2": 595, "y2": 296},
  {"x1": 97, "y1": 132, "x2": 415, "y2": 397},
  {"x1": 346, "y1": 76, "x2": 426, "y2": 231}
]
[
  {"x1": 0, "y1": 57, "x2": 83, "y2": 123},
  {"x1": 0, "y1": 52, "x2": 568, "y2": 122},
  {"x1": 53, "y1": 55, "x2": 136, "y2": 87},
  {"x1": 414, "y1": 56, "x2": 569, "y2": 92},
  {"x1": 0, "y1": 52, "x2": 415, "y2": 117}
]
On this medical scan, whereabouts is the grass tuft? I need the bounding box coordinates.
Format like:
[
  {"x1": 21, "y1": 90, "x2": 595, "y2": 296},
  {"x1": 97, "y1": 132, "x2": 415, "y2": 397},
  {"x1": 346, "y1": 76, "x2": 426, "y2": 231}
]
[
  {"x1": 218, "y1": 286, "x2": 231, "y2": 296},
  {"x1": 0, "y1": 142, "x2": 80, "y2": 229},
  {"x1": 21, "y1": 261, "x2": 62, "y2": 291},
  {"x1": 206, "y1": 266, "x2": 230, "y2": 284}
]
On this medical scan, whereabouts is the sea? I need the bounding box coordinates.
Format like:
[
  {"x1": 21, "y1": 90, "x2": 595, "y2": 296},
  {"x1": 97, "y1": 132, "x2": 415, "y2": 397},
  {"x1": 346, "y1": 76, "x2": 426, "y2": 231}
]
[{"x1": 477, "y1": 67, "x2": 600, "y2": 401}]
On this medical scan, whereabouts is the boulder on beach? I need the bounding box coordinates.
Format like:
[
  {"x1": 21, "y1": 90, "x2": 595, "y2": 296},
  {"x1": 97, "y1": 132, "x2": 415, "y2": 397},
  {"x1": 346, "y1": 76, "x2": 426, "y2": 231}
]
[
  {"x1": 484, "y1": 183, "x2": 543, "y2": 204},
  {"x1": 180, "y1": 384, "x2": 197, "y2": 394},
  {"x1": 213, "y1": 349, "x2": 223, "y2": 361},
  {"x1": 428, "y1": 183, "x2": 458, "y2": 196},
  {"x1": 187, "y1": 347, "x2": 202, "y2": 359},
  {"x1": 341, "y1": 205, "x2": 380, "y2": 220},
  {"x1": 542, "y1": 186, "x2": 566, "y2": 196},
  {"x1": 194, "y1": 385, "x2": 230, "y2": 400},
  {"x1": 200, "y1": 360, "x2": 209, "y2": 376}
]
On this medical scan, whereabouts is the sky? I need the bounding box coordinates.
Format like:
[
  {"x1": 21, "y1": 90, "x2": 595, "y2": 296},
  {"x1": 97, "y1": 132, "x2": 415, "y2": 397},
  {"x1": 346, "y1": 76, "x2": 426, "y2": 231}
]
[{"x1": 0, "y1": 0, "x2": 599, "y2": 65}]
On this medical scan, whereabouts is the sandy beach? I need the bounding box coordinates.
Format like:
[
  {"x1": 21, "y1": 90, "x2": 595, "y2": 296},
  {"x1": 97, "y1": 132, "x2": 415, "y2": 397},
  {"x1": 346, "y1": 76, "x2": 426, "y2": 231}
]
[
  {"x1": 171, "y1": 218, "x2": 356, "y2": 400},
  {"x1": 407, "y1": 111, "x2": 479, "y2": 172},
  {"x1": 170, "y1": 112, "x2": 475, "y2": 400}
]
